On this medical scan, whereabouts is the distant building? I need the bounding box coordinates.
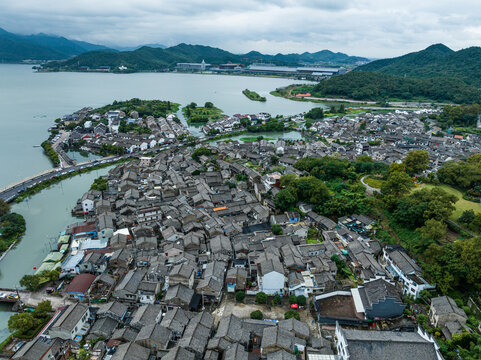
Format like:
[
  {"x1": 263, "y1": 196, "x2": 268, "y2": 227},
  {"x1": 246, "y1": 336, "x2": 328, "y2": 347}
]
[{"x1": 176, "y1": 60, "x2": 210, "y2": 72}]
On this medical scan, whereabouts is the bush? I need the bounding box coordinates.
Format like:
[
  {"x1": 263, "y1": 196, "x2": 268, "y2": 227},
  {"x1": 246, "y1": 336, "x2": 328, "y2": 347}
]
[
  {"x1": 288, "y1": 294, "x2": 297, "y2": 304},
  {"x1": 296, "y1": 295, "x2": 306, "y2": 306},
  {"x1": 271, "y1": 224, "x2": 283, "y2": 235},
  {"x1": 256, "y1": 292, "x2": 267, "y2": 304},
  {"x1": 284, "y1": 310, "x2": 300, "y2": 321},
  {"x1": 272, "y1": 294, "x2": 282, "y2": 305},
  {"x1": 235, "y1": 291, "x2": 245, "y2": 303},
  {"x1": 192, "y1": 147, "x2": 212, "y2": 161},
  {"x1": 250, "y1": 310, "x2": 264, "y2": 320}
]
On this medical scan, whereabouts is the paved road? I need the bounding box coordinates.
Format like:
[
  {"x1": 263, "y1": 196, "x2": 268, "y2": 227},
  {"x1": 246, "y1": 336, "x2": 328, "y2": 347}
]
[{"x1": 0, "y1": 155, "x2": 125, "y2": 203}]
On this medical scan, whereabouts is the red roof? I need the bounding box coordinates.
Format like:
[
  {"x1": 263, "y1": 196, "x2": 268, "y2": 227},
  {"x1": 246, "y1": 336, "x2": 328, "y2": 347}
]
[
  {"x1": 72, "y1": 222, "x2": 96, "y2": 235},
  {"x1": 65, "y1": 273, "x2": 96, "y2": 294}
]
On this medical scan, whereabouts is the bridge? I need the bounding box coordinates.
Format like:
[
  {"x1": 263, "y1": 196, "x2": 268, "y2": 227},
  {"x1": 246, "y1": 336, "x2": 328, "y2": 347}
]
[
  {"x1": 0, "y1": 155, "x2": 123, "y2": 203},
  {"x1": 0, "y1": 145, "x2": 171, "y2": 203}
]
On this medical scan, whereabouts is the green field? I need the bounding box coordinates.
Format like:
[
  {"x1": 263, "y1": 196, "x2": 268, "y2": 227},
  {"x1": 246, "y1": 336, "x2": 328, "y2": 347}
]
[
  {"x1": 240, "y1": 136, "x2": 274, "y2": 142},
  {"x1": 417, "y1": 184, "x2": 481, "y2": 220},
  {"x1": 364, "y1": 177, "x2": 480, "y2": 220},
  {"x1": 364, "y1": 176, "x2": 385, "y2": 189}
]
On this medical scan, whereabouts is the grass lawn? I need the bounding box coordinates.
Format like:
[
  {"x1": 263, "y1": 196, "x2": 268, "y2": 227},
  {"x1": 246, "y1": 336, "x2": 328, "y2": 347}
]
[
  {"x1": 364, "y1": 176, "x2": 385, "y2": 189},
  {"x1": 240, "y1": 136, "x2": 275, "y2": 142},
  {"x1": 415, "y1": 184, "x2": 481, "y2": 220}
]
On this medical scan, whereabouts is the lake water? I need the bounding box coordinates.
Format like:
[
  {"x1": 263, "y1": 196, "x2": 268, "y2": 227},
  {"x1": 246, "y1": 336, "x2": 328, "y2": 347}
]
[{"x1": 0, "y1": 64, "x2": 318, "y2": 188}]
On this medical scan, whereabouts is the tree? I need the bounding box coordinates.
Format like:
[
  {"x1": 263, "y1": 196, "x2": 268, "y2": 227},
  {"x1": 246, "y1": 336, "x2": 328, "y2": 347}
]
[
  {"x1": 284, "y1": 310, "x2": 300, "y2": 320},
  {"x1": 280, "y1": 174, "x2": 298, "y2": 188},
  {"x1": 459, "y1": 210, "x2": 475, "y2": 224},
  {"x1": 271, "y1": 224, "x2": 283, "y2": 235},
  {"x1": 235, "y1": 291, "x2": 245, "y2": 303},
  {"x1": 296, "y1": 295, "x2": 306, "y2": 306},
  {"x1": 404, "y1": 150, "x2": 430, "y2": 175},
  {"x1": 192, "y1": 147, "x2": 212, "y2": 161},
  {"x1": 204, "y1": 102, "x2": 214, "y2": 108},
  {"x1": 416, "y1": 219, "x2": 447, "y2": 249},
  {"x1": 381, "y1": 171, "x2": 413, "y2": 197},
  {"x1": 288, "y1": 294, "x2": 297, "y2": 304},
  {"x1": 274, "y1": 189, "x2": 297, "y2": 211},
  {"x1": 270, "y1": 155, "x2": 279, "y2": 165},
  {"x1": 272, "y1": 294, "x2": 281, "y2": 305},
  {"x1": 33, "y1": 300, "x2": 52, "y2": 319},
  {"x1": 20, "y1": 274, "x2": 41, "y2": 291},
  {"x1": 250, "y1": 310, "x2": 264, "y2": 320},
  {"x1": 255, "y1": 292, "x2": 267, "y2": 304},
  {"x1": 0, "y1": 199, "x2": 10, "y2": 217},
  {"x1": 8, "y1": 313, "x2": 35, "y2": 334},
  {"x1": 460, "y1": 236, "x2": 481, "y2": 290}
]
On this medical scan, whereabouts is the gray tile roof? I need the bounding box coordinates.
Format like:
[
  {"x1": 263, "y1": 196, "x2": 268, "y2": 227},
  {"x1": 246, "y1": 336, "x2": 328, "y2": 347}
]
[
  {"x1": 358, "y1": 278, "x2": 402, "y2": 310},
  {"x1": 50, "y1": 302, "x2": 88, "y2": 333},
  {"x1": 278, "y1": 318, "x2": 309, "y2": 339},
  {"x1": 341, "y1": 328, "x2": 441, "y2": 360},
  {"x1": 111, "y1": 342, "x2": 150, "y2": 360},
  {"x1": 431, "y1": 296, "x2": 467, "y2": 319},
  {"x1": 161, "y1": 346, "x2": 195, "y2": 360},
  {"x1": 135, "y1": 323, "x2": 171, "y2": 347}
]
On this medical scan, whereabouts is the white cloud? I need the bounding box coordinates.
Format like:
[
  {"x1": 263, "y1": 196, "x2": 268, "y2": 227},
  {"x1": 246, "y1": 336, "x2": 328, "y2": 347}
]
[{"x1": 1, "y1": 0, "x2": 480, "y2": 57}]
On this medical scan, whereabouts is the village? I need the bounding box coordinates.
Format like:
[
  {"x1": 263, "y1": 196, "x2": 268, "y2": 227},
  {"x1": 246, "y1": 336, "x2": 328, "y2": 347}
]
[
  {"x1": 4, "y1": 97, "x2": 481, "y2": 360},
  {"x1": 7, "y1": 134, "x2": 473, "y2": 360},
  {"x1": 47, "y1": 102, "x2": 481, "y2": 177}
]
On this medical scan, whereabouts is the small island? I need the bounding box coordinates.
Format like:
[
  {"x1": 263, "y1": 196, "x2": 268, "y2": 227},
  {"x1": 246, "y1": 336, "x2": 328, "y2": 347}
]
[
  {"x1": 182, "y1": 101, "x2": 224, "y2": 124},
  {"x1": 242, "y1": 89, "x2": 266, "y2": 102}
]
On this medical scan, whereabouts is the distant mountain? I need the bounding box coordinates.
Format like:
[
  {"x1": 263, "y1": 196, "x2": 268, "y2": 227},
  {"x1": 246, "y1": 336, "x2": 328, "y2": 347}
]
[
  {"x1": 113, "y1": 43, "x2": 167, "y2": 51},
  {"x1": 356, "y1": 43, "x2": 481, "y2": 86},
  {"x1": 43, "y1": 43, "x2": 369, "y2": 71},
  {"x1": 242, "y1": 49, "x2": 369, "y2": 65},
  {"x1": 0, "y1": 27, "x2": 113, "y2": 62}
]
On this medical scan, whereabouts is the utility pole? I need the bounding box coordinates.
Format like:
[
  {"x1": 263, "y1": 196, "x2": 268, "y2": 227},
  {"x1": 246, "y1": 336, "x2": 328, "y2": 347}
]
[{"x1": 15, "y1": 286, "x2": 23, "y2": 311}]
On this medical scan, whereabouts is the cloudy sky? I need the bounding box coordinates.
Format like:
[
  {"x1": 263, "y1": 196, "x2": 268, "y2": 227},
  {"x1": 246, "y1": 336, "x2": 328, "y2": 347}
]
[{"x1": 1, "y1": 0, "x2": 480, "y2": 58}]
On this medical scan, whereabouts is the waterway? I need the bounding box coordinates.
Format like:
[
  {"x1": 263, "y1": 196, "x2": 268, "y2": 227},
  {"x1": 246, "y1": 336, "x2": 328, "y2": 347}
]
[
  {"x1": 0, "y1": 64, "x2": 318, "y2": 188},
  {"x1": 0, "y1": 167, "x2": 112, "y2": 340}
]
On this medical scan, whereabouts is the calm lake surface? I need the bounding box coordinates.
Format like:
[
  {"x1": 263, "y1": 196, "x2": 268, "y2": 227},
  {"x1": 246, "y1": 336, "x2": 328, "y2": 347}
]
[{"x1": 0, "y1": 64, "x2": 317, "y2": 188}]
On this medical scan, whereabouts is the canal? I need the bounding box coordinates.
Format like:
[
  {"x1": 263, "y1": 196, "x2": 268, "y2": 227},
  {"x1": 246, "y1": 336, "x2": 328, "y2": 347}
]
[{"x1": 0, "y1": 167, "x2": 113, "y2": 341}]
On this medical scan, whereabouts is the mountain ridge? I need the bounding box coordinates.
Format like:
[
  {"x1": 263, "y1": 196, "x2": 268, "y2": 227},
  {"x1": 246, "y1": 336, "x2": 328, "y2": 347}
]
[
  {"x1": 356, "y1": 43, "x2": 481, "y2": 86},
  {"x1": 43, "y1": 42, "x2": 370, "y2": 71},
  {"x1": 0, "y1": 27, "x2": 114, "y2": 62}
]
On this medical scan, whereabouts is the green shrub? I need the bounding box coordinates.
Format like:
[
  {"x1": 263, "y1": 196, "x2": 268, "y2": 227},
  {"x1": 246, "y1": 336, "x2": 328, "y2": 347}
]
[
  {"x1": 250, "y1": 310, "x2": 264, "y2": 320},
  {"x1": 256, "y1": 292, "x2": 267, "y2": 304},
  {"x1": 284, "y1": 310, "x2": 300, "y2": 320},
  {"x1": 235, "y1": 291, "x2": 245, "y2": 303}
]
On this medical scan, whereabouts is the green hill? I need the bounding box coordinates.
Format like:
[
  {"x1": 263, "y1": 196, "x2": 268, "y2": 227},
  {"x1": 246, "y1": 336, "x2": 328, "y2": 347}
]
[
  {"x1": 311, "y1": 71, "x2": 481, "y2": 104},
  {"x1": 357, "y1": 44, "x2": 481, "y2": 87},
  {"x1": 43, "y1": 43, "x2": 369, "y2": 71},
  {"x1": 0, "y1": 27, "x2": 113, "y2": 62}
]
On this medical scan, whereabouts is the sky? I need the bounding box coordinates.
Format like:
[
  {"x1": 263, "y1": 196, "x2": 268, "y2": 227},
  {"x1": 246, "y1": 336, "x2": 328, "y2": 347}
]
[{"x1": 1, "y1": 0, "x2": 481, "y2": 58}]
